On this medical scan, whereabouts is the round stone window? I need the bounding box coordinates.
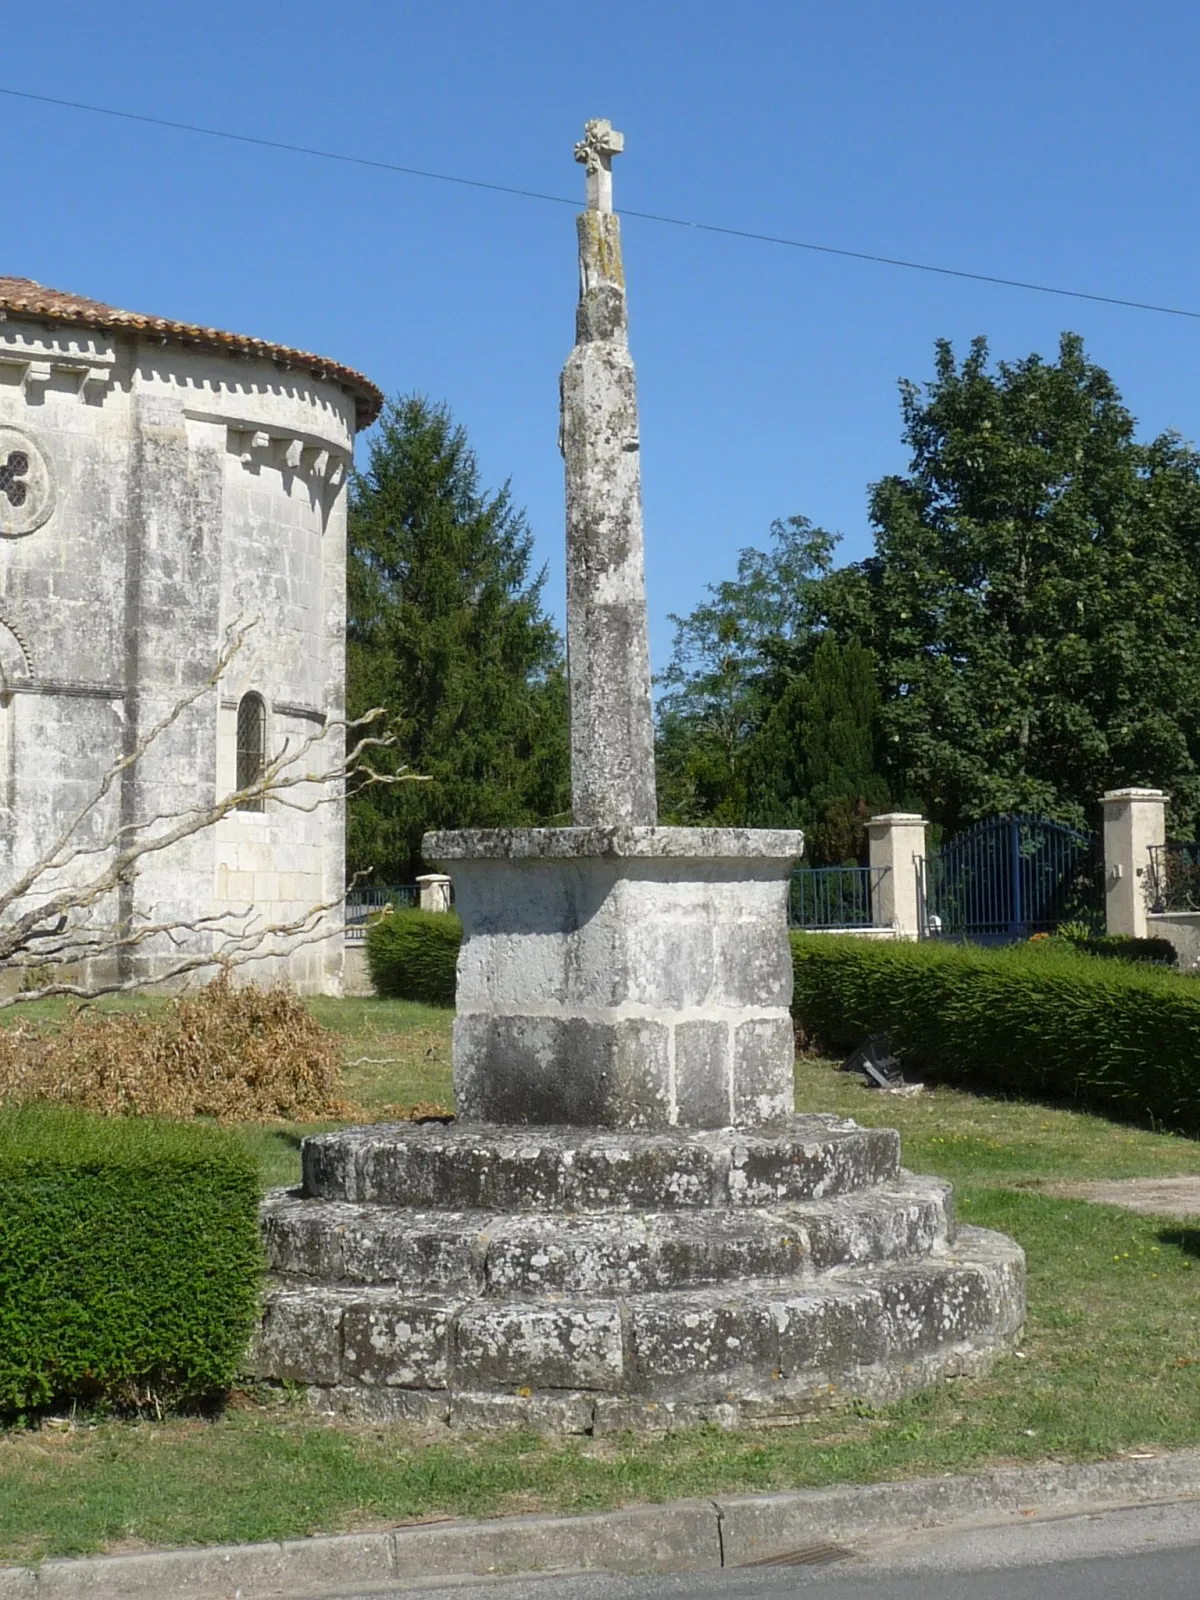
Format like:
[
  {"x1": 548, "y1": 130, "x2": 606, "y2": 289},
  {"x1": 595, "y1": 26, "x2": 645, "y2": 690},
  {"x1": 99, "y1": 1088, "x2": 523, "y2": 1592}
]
[{"x1": 0, "y1": 426, "x2": 54, "y2": 538}]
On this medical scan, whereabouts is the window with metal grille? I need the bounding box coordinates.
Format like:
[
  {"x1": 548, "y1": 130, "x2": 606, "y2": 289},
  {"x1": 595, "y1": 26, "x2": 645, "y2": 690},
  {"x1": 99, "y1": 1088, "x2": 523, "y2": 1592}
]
[{"x1": 235, "y1": 692, "x2": 266, "y2": 812}]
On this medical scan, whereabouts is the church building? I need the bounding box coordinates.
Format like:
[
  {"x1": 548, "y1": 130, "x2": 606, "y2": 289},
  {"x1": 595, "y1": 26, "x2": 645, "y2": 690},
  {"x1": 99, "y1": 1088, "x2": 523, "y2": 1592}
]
[{"x1": 0, "y1": 277, "x2": 381, "y2": 992}]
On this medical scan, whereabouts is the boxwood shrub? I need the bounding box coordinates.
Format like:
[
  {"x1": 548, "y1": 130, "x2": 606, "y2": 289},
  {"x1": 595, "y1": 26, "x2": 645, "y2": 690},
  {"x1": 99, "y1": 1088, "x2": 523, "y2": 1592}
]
[
  {"x1": 0, "y1": 1105, "x2": 261, "y2": 1415},
  {"x1": 366, "y1": 908, "x2": 462, "y2": 1006},
  {"x1": 790, "y1": 933, "x2": 1200, "y2": 1132}
]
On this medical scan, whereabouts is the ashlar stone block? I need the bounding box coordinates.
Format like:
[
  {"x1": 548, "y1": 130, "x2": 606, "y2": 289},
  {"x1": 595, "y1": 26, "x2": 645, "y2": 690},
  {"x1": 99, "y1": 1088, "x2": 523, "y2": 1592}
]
[
  {"x1": 772, "y1": 1284, "x2": 888, "y2": 1375},
  {"x1": 249, "y1": 1289, "x2": 347, "y2": 1386},
  {"x1": 485, "y1": 1214, "x2": 654, "y2": 1294},
  {"x1": 341, "y1": 1296, "x2": 456, "y2": 1387},
  {"x1": 674, "y1": 1019, "x2": 732, "y2": 1129},
  {"x1": 567, "y1": 1134, "x2": 717, "y2": 1210},
  {"x1": 627, "y1": 1290, "x2": 779, "y2": 1395},
  {"x1": 453, "y1": 1013, "x2": 671, "y2": 1128},
  {"x1": 454, "y1": 1302, "x2": 625, "y2": 1391},
  {"x1": 732, "y1": 1017, "x2": 795, "y2": 1124}
]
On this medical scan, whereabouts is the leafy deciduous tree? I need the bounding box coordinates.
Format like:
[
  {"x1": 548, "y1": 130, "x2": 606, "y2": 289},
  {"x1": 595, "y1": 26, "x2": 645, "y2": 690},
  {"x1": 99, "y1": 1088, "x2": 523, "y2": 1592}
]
[
  {"x1": 654, "y1": 517, "x2": 837, "y2": 823},
  {"x1": 856, "y1": 333, "x2": 1200, "y2": 835}
]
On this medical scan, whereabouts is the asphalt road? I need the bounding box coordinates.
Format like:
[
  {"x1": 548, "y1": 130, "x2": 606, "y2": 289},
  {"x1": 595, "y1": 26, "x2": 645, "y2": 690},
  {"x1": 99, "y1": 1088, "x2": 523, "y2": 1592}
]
[{"x1": 299, "y1": 1498, "x2": 1200, "y2": 1598}]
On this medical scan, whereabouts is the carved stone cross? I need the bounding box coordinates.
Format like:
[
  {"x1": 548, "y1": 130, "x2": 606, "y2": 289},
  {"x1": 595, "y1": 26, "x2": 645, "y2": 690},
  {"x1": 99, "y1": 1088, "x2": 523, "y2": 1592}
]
[
  {"x1": 0, "y1": 451, "x2": 28, "y2": 508},
  {"x1": 574, "y1": 118, "x2": 624, "y2": 213}
]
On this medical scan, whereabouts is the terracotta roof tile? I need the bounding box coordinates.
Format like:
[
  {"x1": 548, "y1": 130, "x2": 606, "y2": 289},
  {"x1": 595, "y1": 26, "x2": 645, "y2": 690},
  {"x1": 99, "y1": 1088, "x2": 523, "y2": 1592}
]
[{"x1": 0, "y1": 276, "x2": 383, "y2": 428}]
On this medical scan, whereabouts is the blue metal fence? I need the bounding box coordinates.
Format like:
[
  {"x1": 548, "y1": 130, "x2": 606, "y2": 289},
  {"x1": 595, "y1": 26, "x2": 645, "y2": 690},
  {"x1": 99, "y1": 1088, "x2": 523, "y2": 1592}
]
[
  {"x1": 789, "y1": 866, "x2": 886, "y2": 930},
  {"x1": 920, "y1": 815, "x2": 1101, "y2": 945},
  {"x1": 344, "y1": 885, "x2": 419, "y2": 942},
  {"x1": 1147, "y1": 842, "x2": 1200, "y2": 913}
]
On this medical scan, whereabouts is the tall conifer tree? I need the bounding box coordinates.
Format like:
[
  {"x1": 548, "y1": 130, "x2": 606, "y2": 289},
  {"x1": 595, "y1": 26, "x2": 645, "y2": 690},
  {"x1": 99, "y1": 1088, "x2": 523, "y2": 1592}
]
[
  {"x1": 347, "y1": 396, "x2": 569, "y2": 881},
  {"x1": 745, "y1": 636, "x2": 889, "y2": 862}
]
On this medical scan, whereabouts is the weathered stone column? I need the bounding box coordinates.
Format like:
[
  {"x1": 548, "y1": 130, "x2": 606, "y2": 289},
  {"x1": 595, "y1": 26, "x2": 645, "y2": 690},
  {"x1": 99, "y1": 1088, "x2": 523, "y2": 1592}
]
[
  {"x1": 424, "y1": 121, "x2": 804, "y2": 1130},
  {"x1": 1103, "y1": 788, "x2": 1166, "y2": 938},
  {"x1": 866, "y1": 813, "x2": 928, "y2": 939},
  {"x1": 559, "y1": 119, "x2": 656, "y2": 827}
]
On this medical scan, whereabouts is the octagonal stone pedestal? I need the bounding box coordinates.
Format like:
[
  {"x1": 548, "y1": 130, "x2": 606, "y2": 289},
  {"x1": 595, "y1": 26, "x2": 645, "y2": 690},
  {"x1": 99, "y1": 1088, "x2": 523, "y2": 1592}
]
[
  {"x1": 249, "y1": 825, "x2": 1026, "y2": 1431},
  {"x1": 426, "y1": 827, "x2": 804, "y2": 1130},
  {"x1": 252, "y1": 1119, "x2": 1025, "y2": 1431}
]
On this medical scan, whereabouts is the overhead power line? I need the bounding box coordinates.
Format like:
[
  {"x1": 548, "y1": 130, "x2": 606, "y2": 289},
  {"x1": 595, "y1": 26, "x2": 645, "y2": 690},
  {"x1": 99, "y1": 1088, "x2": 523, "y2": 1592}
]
[{"x1": 7, "y1": 84, "x2": 1200, "y2": 323}]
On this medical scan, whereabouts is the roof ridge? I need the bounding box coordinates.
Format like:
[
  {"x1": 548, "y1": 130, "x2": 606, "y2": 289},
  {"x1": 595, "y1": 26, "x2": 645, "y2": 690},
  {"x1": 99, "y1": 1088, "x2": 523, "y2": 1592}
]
[{"x1": 0, "y1": 276, "x2": 382, "y2": 428}]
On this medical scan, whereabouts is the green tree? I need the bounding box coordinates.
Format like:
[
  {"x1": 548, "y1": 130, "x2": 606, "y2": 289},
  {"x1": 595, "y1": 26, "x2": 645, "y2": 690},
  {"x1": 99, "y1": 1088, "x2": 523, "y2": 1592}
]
[
  {"x1": 654, "y1": 517, "x2": 838, "y2": 822},
  {"x1": 347, "y1": 396, "x2": 569, "y2": 881},
  {"x1": 745, "y1": 634, "x2": 889, "y2": 862},
  {"x1": 856, "y1": 334, "x2": 1200, "y2": 835}
]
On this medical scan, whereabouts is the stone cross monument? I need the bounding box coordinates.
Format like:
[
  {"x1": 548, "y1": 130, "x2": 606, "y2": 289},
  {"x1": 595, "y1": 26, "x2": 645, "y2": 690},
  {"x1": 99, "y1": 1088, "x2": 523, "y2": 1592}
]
[
  {"x1": 253, "y1": 123, "x2": 1025, "y2": 1434},
  {"x1": 561, "y1": 118, "x2": 656, "y2": 827}
]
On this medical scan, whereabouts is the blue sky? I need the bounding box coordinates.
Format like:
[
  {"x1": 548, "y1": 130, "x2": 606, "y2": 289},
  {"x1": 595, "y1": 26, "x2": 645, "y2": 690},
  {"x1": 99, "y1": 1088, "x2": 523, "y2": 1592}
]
[{"x1": 11, "y1": 1, "x2": 1200, "y2": 671}]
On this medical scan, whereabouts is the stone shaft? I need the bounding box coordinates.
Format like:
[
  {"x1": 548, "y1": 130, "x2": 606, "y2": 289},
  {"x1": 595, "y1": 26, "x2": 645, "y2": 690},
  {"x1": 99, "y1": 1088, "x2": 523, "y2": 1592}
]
[{"x1": 560, "y1": 207, "x2": 657, "y2": 826}]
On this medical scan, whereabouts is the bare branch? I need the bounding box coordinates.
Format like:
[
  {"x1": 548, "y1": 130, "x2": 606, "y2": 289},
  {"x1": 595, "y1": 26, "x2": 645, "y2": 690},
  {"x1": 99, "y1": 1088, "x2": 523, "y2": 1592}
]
[{"x1": 1, "y1": 630, "x2": 424, "y2": 1000}]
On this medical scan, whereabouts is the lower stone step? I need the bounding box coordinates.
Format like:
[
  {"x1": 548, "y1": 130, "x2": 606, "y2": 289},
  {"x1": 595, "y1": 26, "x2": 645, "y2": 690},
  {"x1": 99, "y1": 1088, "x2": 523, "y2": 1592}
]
[
  {"x1": 248, "y1": 1225, "x2": 1023, "y2": 1426},
  {"x1": 260, "y1": 1176, "x2": 954, "y2": 1295}
]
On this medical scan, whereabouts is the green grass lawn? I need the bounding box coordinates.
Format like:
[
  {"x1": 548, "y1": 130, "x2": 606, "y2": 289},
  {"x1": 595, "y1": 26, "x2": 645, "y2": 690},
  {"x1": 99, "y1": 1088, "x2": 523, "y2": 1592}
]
[{"x1": 3, "y1": 1001, "x2": 1200, "y2": 1564}]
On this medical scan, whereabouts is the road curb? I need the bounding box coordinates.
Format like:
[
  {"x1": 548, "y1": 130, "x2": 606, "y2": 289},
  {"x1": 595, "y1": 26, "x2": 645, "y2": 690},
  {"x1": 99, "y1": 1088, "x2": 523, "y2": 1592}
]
[{"x1": 5, "y1": 1448, "x2": 1200, "y2": 1597}]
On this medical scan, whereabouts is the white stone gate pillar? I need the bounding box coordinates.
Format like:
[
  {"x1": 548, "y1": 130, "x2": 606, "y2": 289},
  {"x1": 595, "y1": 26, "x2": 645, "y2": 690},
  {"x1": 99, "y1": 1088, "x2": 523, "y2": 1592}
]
[
  {"x1": 1103, "y1": 788, "x2": 1166, "y2": 938},
  {"x1": 866, "y1": 813, "x2": 928, "y2": 940},
  {"x1": 416, "y1": 873, "x2": 453, "y2": 914}
]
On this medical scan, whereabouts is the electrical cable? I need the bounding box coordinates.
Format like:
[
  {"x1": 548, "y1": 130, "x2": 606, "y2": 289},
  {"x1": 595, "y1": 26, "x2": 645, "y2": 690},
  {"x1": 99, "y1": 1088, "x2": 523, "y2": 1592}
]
[{"x1": 5, "y1": 84, "x2": 1200, "y2": 322}]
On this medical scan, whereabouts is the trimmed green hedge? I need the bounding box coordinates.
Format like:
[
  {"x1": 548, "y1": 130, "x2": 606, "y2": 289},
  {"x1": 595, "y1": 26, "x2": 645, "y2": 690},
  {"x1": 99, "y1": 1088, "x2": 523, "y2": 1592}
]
[
  {"x1": 0, "y1": 1105, "x2": 261, "y2": 1415},
  {"x1": 355, "y1": 906, "x2": 1199, "y2": 1130},
  {"x1": 366, "y1": 909, "x2": 462, "y2": 1006},
  {"x1": 791, "y1": 933, "x2": 1200, "y2": 1132}
]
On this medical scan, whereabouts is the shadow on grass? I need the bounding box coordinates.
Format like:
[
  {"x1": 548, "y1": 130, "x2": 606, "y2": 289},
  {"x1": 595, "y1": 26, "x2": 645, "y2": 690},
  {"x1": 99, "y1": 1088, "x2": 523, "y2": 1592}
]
[{"x1": 1158, "y1": 1227, "x2": 1200, "y2": 1258}]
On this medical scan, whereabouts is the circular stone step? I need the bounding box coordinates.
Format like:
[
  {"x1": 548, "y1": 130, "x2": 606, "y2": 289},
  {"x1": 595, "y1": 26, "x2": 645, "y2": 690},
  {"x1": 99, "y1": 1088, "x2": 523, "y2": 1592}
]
[
  {"x1": 248, "y1": 1225, "x2": 1024, "y2": 1431},
  {"x1": 261, "y1": 1176, "x2": 954, "y2": 1296},
  {"x1": 301, "y1": 1116, "x2": 901, "y2": 1213}
]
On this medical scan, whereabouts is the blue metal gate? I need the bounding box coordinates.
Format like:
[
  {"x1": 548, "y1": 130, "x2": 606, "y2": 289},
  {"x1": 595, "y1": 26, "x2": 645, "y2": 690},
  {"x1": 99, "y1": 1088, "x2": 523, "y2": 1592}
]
[{"x1": 920, "y1": 815, "x2": 1101, "y2": 945}]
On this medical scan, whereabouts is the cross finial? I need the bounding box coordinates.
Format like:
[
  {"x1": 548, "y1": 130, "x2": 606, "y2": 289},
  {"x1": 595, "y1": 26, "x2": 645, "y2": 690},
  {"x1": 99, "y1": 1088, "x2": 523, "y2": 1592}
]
[{"x1": 574, "y1": 118, "x2": 624, "y2": 213}]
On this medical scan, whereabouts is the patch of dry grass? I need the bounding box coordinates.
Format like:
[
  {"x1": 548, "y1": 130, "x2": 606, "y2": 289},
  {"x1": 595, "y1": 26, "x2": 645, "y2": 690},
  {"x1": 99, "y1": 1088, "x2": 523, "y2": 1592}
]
[
  {"x1": 0, "y1": 985, "x2": 455, "y2": 1131},
  {"x1": 0, "y1": 978, "x2": 349, "y2": 1122}
]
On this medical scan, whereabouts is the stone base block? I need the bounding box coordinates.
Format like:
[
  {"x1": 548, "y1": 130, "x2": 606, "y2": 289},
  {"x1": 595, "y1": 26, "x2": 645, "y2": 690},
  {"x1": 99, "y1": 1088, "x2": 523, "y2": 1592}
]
[{"x1": 424, "y1": 827, "x2": 804, "y2": 1129}]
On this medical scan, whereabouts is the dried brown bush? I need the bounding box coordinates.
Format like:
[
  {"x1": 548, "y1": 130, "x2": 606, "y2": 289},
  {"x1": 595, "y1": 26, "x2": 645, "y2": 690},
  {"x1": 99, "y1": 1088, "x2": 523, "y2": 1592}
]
[{"x1": 0, "y1": 977, "x2": 353, "y2": 1122}]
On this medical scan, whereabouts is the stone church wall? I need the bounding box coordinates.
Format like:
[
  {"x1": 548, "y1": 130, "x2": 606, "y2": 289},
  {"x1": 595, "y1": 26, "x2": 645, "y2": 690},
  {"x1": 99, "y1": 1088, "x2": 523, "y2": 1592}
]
[{"x1": 0, "y1": 306, "x2": 363, "y2": 993}]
